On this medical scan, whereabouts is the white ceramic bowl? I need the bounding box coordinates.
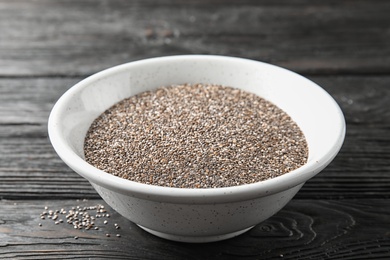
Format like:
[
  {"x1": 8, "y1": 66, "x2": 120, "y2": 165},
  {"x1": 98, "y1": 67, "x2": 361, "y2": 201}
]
[{"x1": 48, "y1": 55, "x2": 345, "y2": 243}]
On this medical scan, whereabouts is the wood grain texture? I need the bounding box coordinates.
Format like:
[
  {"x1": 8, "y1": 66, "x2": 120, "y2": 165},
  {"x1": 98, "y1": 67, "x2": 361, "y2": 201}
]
[
  {"x1": 0, "y1": 0, "x2": 390, "y2": 76},
  {"x1": 0, "y1": 0, "x2": 389, "y2": 258},
  {"x1": 1, "y1": 76, "x2": 389, "y2": 199},
  {"x1": 0, "y1": 199, "x2": 389, "y2": 259}
]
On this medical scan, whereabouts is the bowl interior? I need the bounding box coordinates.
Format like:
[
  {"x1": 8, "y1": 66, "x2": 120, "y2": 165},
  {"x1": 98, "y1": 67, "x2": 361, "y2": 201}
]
[{"x1": 49, "y1": 55, "x2": 345, "y2": 202}]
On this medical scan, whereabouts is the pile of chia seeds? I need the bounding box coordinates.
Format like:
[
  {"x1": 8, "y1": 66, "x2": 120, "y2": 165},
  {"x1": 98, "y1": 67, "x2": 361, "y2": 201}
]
[
  {"x1": 84, "y1": 83, "x2": 308, "y2": 188},
  {"x1": 38, "y1": 200, "x2": 121, "y2": 239}
]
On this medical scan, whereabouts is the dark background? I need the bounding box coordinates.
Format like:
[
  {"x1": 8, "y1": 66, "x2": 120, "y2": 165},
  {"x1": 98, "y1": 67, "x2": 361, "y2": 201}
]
[{"x1": 0, "y1": 1, "x2": 389, "y2": 259}]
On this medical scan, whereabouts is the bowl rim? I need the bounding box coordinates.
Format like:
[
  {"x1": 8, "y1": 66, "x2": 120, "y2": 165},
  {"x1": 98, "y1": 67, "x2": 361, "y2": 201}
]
[{"x1": 48, "y1": 55, "x2": 346, "y2": 204}]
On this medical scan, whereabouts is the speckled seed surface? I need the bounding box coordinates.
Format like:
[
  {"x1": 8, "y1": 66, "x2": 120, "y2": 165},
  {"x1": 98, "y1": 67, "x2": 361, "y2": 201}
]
[{"x1": 84, "y1": 84, "x2": 308, "y2": 188}]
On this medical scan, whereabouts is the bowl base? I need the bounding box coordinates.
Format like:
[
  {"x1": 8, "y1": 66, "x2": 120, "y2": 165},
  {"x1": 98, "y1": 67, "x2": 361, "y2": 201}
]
[{"x1": 137, "y1": 225, "x2": 254, "y2": 243}]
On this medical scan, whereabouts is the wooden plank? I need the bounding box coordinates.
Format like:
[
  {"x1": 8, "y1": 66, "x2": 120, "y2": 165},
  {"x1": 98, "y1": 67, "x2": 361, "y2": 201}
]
[
  {"x1": 0, "y1": 199, "x2": 389, "y2": 259},
  {"x1": 0, "y1": 0, "x2": 390, "y2": 76},
  {"x1": 0, "y1": 75, "x2": 389, "y2": 199}
]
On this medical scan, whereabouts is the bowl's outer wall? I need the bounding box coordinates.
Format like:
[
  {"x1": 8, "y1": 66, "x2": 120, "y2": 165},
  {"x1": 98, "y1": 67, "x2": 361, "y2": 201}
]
[{"x1": 92, "y1": 183, "x2": 303, "y2": 237}]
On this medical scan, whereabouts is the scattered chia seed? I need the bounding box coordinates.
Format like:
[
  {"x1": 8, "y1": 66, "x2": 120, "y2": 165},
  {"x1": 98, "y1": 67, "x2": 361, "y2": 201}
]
[
  {"x1": 84, "y1": 83, "x2": 308, "y2": 188},
  {"x1": 39, "y1": 203, "x2": 120, "y2": 239}
]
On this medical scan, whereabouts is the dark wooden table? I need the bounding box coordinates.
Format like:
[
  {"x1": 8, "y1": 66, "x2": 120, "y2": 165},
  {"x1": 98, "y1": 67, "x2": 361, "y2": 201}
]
[{"x1": 1, "y1": 1, "x2": 389, "y2": 259}]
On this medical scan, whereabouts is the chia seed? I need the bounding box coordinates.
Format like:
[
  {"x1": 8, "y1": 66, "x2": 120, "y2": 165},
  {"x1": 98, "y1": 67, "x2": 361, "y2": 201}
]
[
  {"x1": 40, "y1": 203, "x2": 119, "y2": 239},
  {"x1": 84, "y1": 83, "x2": 308, "y2": 188}
]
